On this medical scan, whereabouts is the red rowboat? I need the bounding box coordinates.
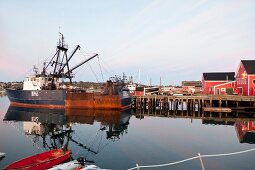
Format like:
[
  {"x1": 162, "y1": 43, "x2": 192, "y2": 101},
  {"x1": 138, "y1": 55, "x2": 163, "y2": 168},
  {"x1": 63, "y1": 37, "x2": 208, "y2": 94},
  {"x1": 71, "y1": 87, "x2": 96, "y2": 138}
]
[{"x1": 3, "y1": 148, "x2": 71, "y2": 170}]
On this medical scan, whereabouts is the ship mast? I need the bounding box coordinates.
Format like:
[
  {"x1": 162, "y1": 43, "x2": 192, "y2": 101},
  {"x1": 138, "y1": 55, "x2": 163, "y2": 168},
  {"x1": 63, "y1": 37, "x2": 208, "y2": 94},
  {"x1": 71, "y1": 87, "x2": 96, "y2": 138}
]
[
  {"x1": 44, "y1": 33, "x2": 98, "y2": 90},
  {"x1": 45, "y1": 33, "x2": 80, "y2": 89}
]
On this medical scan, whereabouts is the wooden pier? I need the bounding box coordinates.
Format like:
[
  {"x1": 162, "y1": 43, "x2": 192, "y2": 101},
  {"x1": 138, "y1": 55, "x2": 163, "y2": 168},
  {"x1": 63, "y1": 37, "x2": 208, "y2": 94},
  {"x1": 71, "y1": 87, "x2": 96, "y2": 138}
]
[{"x1": 132, "y1": 95, "x2": 255, "y2": 112}]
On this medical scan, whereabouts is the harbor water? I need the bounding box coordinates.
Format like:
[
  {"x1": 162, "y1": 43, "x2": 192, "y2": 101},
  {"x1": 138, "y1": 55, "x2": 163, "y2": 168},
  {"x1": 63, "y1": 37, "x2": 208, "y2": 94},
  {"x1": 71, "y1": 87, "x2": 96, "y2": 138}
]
[{"x1": 0, "y1": 96, "x2": 255, "y2": 170}]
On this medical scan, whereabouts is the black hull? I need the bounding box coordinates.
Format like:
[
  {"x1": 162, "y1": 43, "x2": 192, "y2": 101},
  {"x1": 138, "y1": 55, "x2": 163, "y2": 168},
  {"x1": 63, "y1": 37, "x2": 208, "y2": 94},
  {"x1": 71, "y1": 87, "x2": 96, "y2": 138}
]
[
  {"x1": 6, "y1": 89, "x2": 66, "y2": 107},
  {"x1": 120, "y1": 96, "x2": 132, "y2": 109},
  {"x1": 4, "y1": 106, "x2": 66, "y2": 124}
]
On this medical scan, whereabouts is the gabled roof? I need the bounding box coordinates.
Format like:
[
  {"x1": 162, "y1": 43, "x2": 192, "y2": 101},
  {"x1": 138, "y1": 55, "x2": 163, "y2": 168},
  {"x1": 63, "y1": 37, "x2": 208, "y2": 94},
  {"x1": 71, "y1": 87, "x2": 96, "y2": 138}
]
[
  {"x1": 203, "y1": 72, "x2": 235, "y2": 81},
  {"x1": 241, "y1": 60, "x2": 255, "y2": 74}
]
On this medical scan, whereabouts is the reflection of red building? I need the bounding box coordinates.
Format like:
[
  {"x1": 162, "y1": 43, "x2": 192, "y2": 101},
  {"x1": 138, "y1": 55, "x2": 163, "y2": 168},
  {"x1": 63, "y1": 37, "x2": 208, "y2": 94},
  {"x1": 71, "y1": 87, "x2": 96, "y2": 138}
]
[
  {"x1": 202, "y1": 72, "x2": 235, "y2": 94},
  {"x1": 235, "y1": 121, "x2": 255, "y2": 144},
  {"x1": 235, "y1": 60, "x2": 255, "y2": 96}
]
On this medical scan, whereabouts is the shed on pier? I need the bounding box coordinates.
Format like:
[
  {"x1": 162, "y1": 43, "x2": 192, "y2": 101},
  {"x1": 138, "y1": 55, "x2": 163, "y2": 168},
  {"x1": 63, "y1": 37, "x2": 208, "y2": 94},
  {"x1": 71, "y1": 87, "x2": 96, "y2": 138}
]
[{"x1": 202, "y1": 72, "x2": 235, "y2": 94}]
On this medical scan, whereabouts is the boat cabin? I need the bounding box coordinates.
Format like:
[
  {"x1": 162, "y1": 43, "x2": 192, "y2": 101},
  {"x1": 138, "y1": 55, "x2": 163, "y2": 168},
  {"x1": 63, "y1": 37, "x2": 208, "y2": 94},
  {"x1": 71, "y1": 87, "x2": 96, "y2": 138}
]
[{"x1": 23, "y1": 75, "x2": 61, "y2": 90}]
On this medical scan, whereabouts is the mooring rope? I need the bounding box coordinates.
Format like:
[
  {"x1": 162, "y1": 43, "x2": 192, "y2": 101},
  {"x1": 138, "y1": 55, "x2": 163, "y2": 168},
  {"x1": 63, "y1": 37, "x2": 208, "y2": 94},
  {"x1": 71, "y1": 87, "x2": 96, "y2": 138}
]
[
  {"x1": 202, "y1": 148, "x2": 255, "y2": 157},
  {"x1": 127, "y1": 147, "x2": 255, "y2": 170}
]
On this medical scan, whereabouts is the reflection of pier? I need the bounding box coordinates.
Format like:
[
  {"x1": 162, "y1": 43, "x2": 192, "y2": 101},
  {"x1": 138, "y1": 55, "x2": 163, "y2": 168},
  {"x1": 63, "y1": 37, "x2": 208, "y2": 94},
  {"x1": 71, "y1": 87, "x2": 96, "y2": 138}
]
[
  {"x1": 134, "y1": 110, "x2": 255, "y2": 124},
  {"x1": 134, "y1": 109, "x2": 255, "y2": 144},
  {"x1": 133, "y1": 95, "x2": 255, "y2": 111}
]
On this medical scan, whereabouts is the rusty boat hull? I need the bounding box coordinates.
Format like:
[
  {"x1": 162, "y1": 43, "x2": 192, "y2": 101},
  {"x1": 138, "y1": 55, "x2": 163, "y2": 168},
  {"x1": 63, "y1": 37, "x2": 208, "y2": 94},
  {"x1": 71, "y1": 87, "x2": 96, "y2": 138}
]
[{"x1": 66, "y1": 92, "x2": 132, "y2": 110}]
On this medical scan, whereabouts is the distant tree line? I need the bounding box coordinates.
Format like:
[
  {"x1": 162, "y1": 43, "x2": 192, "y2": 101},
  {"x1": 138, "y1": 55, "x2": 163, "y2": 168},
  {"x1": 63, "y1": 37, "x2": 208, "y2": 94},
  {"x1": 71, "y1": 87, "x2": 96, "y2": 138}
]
[{"x1": 0, "y1": 81, "x2": 104, "y2": 90}]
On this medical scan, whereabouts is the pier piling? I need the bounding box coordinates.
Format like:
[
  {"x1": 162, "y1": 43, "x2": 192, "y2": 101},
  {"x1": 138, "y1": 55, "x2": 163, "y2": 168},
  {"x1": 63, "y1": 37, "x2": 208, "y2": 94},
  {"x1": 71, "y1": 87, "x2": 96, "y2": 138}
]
[{"x1": 133, "y1": 95, "x2": 255, "y2": 113}]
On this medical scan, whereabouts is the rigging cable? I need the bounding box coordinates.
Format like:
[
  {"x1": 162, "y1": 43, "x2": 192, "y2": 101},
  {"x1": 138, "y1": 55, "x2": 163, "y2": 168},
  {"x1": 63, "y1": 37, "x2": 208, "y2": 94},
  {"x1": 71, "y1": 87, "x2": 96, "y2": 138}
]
[
  {"x1": 97, "y1": 56, "x2": 104, "y2": 82},
  {"x1": 73, "y1": 47, "x2": 101, "y2": 82},
  {"x1": 84, "y1": 129, "x2": 103, "y2": 158},
  {"x1": 100, "y1": 57, "x2": 116, "y2": 78},
  {"x1": 88, "y1": 62, "x2": 99, "y2": 83}
]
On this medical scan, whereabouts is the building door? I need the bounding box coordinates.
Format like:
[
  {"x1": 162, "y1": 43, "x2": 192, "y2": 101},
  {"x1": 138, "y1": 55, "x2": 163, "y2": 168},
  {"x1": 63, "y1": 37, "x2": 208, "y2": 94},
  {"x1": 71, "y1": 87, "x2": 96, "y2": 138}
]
[
  {"x1": 217, "y1": 88, "x2": 220, "y2": 95},
  {"x1": 238, "y1": 87, "x2": 243, "y2": 95}
]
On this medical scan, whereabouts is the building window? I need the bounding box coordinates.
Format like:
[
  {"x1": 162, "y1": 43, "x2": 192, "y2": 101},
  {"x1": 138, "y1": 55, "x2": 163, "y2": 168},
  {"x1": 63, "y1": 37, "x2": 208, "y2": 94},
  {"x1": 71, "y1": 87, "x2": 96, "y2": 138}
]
[{"x1": 221, "y1": 88, "x2": 226, "y2": 92}]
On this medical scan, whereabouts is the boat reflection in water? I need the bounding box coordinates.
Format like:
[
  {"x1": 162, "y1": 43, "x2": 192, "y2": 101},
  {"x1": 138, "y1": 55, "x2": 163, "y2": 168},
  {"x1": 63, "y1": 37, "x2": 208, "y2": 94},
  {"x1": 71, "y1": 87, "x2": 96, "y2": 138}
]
[
  {"x1": 65, "y1": 109, "x2": 131, "y2": 140},
  {"x1": 4, "y1": 106, "x2": 132, "y2": 163},
  {"x1": 4, "y1": 106, "x2": 69, "y2": 149}
]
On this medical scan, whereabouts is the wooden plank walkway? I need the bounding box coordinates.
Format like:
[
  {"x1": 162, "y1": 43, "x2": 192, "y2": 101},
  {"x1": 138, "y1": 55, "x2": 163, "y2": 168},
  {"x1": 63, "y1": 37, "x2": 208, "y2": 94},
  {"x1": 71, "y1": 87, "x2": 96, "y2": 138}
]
[{"x1": 203, "y1": 107, "x2": 232, "y2": 112}]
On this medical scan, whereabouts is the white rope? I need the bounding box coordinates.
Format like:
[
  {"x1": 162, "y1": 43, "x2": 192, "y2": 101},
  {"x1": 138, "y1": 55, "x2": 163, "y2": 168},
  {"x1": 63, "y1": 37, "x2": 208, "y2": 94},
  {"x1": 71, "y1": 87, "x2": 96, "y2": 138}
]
[
  {"x1": 202, "y1": 148, "x2": 255, "y2": 157},
  {"x1": 127, "y1": 147, "x2": 255, "y2": 170},
  {"x1": 127, "y1": 156, "x2": 199, "y2": 170}
]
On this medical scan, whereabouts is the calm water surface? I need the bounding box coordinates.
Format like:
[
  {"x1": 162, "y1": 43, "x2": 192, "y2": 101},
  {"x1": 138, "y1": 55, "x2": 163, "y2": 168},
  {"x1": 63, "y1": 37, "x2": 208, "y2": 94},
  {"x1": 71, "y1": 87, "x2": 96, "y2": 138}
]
[{"x1": 0, "y1": 96, "x2": 255, "y2": 170}]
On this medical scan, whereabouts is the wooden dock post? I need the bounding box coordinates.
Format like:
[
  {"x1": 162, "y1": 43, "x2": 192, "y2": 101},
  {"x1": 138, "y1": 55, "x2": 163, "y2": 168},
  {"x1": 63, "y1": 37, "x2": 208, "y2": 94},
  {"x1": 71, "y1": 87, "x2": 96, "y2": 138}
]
[
  {"x1": 181, "y1": 98, "x2": 184, "y2": 110},
  {"x1": 133, "y1": 95, "x2": 255, "y2": 113},
  {"x1": 175, "y1": 99, "x2": 178, "y2": 111}
]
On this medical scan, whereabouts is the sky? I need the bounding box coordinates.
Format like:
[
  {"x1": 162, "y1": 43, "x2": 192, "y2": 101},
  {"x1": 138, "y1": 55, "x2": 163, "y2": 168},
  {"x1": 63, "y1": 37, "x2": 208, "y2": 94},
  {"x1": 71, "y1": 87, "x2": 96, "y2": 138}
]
[{"x1": 0, "y1": 0, "x2": 255, "y2": 85}]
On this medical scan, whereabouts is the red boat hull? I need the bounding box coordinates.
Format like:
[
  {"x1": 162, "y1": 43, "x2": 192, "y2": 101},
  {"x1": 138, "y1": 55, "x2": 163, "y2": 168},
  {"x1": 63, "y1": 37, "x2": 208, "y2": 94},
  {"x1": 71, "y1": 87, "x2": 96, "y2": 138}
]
[{"x1": 3, "y1": 149, "x2": 70, "y2": 170}]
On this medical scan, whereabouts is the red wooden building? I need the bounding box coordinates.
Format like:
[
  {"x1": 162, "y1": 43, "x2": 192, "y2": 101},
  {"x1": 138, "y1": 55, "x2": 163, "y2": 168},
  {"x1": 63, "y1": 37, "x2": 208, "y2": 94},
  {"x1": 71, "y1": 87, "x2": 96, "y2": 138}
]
[
  {"x1": 202, "y1": 72, "x2": 235, "y2": 94},
  {"x1": 235, "y1": 121, "x2": 255, "y2": 143},
  {"x1": 210, "y1": 81, "x2": 236, "y2": 95},
  {"x1": 235, "y1": 60, "x2": 255, "y2": 96}
]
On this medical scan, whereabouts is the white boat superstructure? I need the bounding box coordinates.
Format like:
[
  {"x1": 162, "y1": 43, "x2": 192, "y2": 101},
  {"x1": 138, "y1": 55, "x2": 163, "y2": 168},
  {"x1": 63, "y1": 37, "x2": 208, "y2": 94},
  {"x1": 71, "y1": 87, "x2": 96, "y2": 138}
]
[
  {"x1": 23, "y1": 74, "x2": 61, "y2": 90},
  {"x1": 48, "y1": 160, "x2": 82, "y2": 170},
  {"x1": 81, "y1": 165, "x2": 105, "y2": 170},
  {"x1": 0, "y1": 152, "x2": 5, "y2": 157},
  {"x1": 47, "y1": 158, "x2": 108, "y2": 170}
]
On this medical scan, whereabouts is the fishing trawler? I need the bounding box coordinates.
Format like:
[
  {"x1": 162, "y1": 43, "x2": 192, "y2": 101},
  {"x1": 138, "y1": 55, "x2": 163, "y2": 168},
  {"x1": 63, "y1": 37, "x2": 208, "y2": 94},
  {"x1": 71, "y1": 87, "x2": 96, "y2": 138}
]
[{"x1": 6, "y1": 34, "x2": 132, "y2": 110}]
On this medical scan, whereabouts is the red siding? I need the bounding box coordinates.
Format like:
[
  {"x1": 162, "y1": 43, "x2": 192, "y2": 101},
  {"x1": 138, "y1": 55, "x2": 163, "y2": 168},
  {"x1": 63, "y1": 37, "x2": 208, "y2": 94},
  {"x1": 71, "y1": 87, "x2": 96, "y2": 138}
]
[
  {"x1": 248, "y1": 75, "x2": 255, "y2": 96},
  {"x1": 202, "y1": 80, "x2": 228, "y2": 94},
  {"x1": 135, "y1": 91, "x2": 145, "y2": 96},
  {"x1": 235, "y1": 62, "x2": 255, "y2": 96},
  {"x1": 238, "y1": 121, "x2": 255, "y2": 131},
  {"x1": 213, "y1": 81, "x2": 235, "y2": 95}
]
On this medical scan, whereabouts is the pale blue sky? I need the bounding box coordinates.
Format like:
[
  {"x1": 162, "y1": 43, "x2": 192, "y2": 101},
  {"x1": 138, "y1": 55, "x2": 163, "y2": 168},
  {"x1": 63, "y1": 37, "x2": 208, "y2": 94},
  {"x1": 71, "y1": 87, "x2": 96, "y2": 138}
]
[{"x1": 1, "y1": 0, "x2": 255, "y2": 85}]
